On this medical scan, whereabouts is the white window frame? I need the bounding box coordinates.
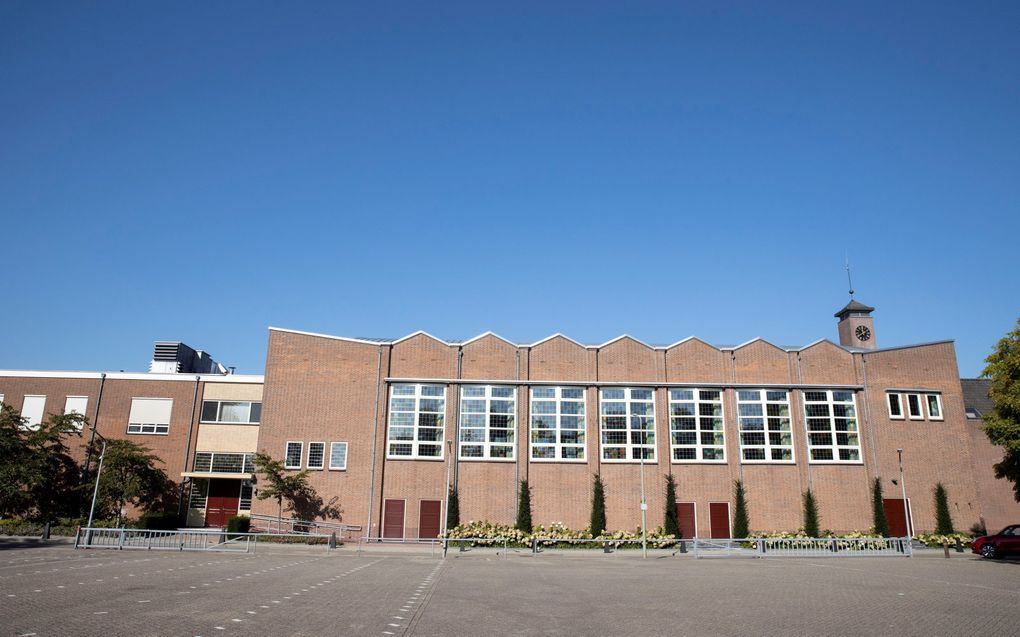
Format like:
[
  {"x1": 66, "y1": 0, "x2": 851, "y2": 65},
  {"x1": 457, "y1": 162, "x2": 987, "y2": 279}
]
[
  {"x1": 329, "y1": 442, "x2": 349, "y2": 471},
  {"x1": 459, "y1": 385, "x2": 517, "y2": 461},
  {"x1": 127, "y1": 397, "x2": 172, "y2": 435},
  {"x1": 600, "y1": 387, "x2": 656, "y2": 463},
  {"x1": 386, "y1": 384, "x2": 446, "y2": 460},
  {"x1": 284, "y1": 441, "x2": 303, "y2": 469},
  {"x1": 21, "y1": 395, "x2": 47, "y2": 430},
  {"x1": 64, "y1": 396, "x2": 89, "y2": 431},
  {"x1": 668, "y1": 388, "x2": 724, "y2": 463},
  {"x1": 925, "y1": 394, "x2": 944, "y2": 421},
  {"x1": 239, "y1": 480, "x2": 253, "y2": 512},
  {"x1": 192, "y1": 451, "x2": 255, "y2": 474},
  {"x1": 736, "y1": 389, "x2": 794, "y2": 464},
  {"x1": 906, "y1": 393, "x2": 924, "y2": 420},
  {"x1": 529, "y1": 386, "x2": 586, "y2": 462},
  {"x1": 306, "y1": 441, "x2": 326, "y2": 470},
  {"x1": 803, "y1": 390, "x2": 862, "y2": 464},
  {"x1": 200, "y1": 400, "x2": 261, "y2": 424},
  {"x1": 887, "y1": 393, "x2": 904, "y2": 420}
]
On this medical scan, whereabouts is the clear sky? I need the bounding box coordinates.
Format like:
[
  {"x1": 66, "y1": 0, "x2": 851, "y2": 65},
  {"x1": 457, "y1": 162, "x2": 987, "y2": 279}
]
[{"x1": 1, "y1": 2, "x2": 1018, "y2": 377}]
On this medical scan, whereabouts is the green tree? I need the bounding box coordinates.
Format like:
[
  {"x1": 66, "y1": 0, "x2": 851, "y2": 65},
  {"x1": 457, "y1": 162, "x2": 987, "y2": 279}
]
[
  {"x1": 663, "y1": 474, "x2": 679, "y2": 537},
  {"x1": 88, "y1": 438, "x2": 173, "y2": 525},
  {"x1": 802, "y1": 488, "x2": 820, "y2": 537},
  {"x1": 515, "y1": 479, "x2": 533, "y2": 533},
  {"x1": 252, "y1": 452, "x2": 341, "y2": 524},
  {"x1": 0, "y1": 405, "x2": 85, "y2": 519},
  {"x1": 590, "y1": 474, "x2": 606, "y2": 536},
  {"x1": 446, "y1": 485, "x2": 459, "y2": 529},
  {"x1": 982, "y1": 318, "x2": 1020, "y2": 501},
  {"x1": 872, "y1": 477, "x2": 890, "y2": 537},
  {"x1": 732, "y1": 480, "x2": 749, "y2": 539},
  {"x1": 934, "y1": 482, "x2": 955, "y2": 534}
]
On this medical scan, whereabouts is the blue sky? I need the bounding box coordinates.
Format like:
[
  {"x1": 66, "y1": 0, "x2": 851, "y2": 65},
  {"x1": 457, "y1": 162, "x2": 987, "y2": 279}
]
[{"x1": 1, "y1": 2, "x2": 1017, "y2": 376}]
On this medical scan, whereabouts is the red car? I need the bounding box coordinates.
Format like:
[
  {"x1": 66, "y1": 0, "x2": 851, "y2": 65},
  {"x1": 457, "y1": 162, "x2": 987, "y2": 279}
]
[{"x1": 973, "y1": 525, "x2": 1020, "y2": 559}]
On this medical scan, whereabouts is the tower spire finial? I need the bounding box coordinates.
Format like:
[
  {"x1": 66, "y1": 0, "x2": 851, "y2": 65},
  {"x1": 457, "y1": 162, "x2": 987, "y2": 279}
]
[{"x1": 845, "y1": 254, "x2": 855, "y2": 299}]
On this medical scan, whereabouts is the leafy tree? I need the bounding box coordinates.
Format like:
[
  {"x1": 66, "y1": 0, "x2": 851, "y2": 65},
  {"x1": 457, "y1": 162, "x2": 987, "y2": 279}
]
[
  {"x1": 0, "y1": 405, "x2": 84, "y2": 519},
  {"x1": 732, "y1": 480, "x2": 749, "y2": 539},
  {"x1": 802, "y1": 488, "x2": 820, "y2": 537},
  {"x1": 252, "y1": 452, "x2": 341, "y2": 523},
  {"x1": 934, "y1": 482, "x2": 955, "y2": 534},
  {"x1": 982, "y1": 318, "x2": 1020, "y2": 501},
  {"x1": 87, "y1": 438, "x2": 173, "y2": 525},
  {"x1": 515, "y1": 479, "x2": 532, "y2": 533},
  {"x1": 872, "y1": 477, "x2": 890, "y2": 537},
  {"x1": 446, "y1": 485, "x2": 459, "y2": 529},
  {"x1": 663, "y1": 474, "x2": 679, "y2": 537},
  {"x1": 590, "y1": 474, "x2": 606, "y2": 536}
]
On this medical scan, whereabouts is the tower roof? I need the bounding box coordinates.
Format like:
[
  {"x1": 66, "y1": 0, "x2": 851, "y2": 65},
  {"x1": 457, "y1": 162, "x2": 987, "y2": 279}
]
[{"x1": 834, "y1": 299, "x2": 875, "y2": 318}]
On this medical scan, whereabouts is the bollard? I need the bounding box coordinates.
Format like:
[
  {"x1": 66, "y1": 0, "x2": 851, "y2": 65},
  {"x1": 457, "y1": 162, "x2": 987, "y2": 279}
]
[
  {"x1": 603, "y1": 540, "x2": 611, "y2": 554},
  {"x1": 955, "y1": 537, "x2": 963, "y2": 553},
  {"x1": 942, "y1": 538, "x2": 950, "y2": 558},
  {"x1": 679, "y1": 540, "x2": 687, "y2": 554},
  {"x1": 42, "y1": 522, "x2": 51, "y2": 540},
  {"x1": 532, "y1": 538, "x2": 538, "y2": 554},
  {"x1": 459, "y1": 539, "x2": 466, "y2": 553},
  {"x1": 329, "y1": 532, "x2": 337, "y2": 550}
]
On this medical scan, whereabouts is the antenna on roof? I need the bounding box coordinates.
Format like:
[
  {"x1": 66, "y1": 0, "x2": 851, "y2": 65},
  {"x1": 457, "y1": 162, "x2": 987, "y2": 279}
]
[{"x1": 845, "y1": 254, "x2": 855, "y2": 299}]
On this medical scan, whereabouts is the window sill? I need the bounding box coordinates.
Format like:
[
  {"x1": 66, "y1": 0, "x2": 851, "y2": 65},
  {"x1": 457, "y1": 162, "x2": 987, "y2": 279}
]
[
  {"x1": 199, "y1": 421, "x2": 260, "y2": 426},
  {"x1": 458, "y1": 457, "x2": 516, "y2": 463},
  {"x1": 671, "y1": 460, "x2": 727, "y2": 465},
  {"x1": 385, "y1": 456, "x2": 445, "y2": 461},
  {"x1": 739, "y1": 460, "x2": 797, "y2": 465},
  {"x1": 807, "y1": 460, "x2": 864, "y2": 466},
  {"x1": 529, "y1": 458, "x2": 588, "y2": 464}
]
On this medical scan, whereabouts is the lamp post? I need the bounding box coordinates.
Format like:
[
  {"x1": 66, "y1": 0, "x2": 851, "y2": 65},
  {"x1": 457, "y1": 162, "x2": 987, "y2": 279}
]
[
  {"x1": 84, "y1": 430, "x2": 108, "y2": 546},
  {"x1": 639, "y1": 448, "x2": 647, "y2": 559},
  {"x1": 443, "y1": 439, "x2": 454, "y2": 552},
  {"x1": 896, "y1": 449, "x2": 910, "y2": 539}
]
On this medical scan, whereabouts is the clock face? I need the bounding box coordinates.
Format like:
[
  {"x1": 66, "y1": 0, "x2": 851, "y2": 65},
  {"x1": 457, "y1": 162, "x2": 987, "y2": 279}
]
[{"x1": 856, "y1": 325, "x2": 872, "y2": 342}]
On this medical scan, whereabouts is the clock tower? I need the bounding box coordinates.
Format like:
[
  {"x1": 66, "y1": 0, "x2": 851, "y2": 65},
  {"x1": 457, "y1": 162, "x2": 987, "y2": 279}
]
[{"x1": 835, "y1": 299, "x2": 876, "y2": 349}]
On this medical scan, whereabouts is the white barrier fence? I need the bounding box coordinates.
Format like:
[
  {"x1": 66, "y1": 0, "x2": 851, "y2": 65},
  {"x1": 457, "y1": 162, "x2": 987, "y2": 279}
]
[
  {"x1": 693, "y1": 537, "x2": 913, "y2": 558},
  {"x1": 75, "y1": 528, "x2": 337, "y2": 553}
]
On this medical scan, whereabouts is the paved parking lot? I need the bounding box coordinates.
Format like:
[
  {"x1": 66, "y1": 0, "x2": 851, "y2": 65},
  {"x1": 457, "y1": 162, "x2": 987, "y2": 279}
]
[{"x1": 1, "y1": 541, "x2": 1018, "y2": 636}]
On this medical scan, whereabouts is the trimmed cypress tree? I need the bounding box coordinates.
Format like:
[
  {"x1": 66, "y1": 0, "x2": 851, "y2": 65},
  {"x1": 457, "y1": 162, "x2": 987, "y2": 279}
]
[
  {"x1": 732, "y1": 479, "x2": 749, "y2": 539},
  {"x1": 664, "y1": 474, "x2": 679, "y2": 537},
  {"x1": 590, "y1": 474, "x2": 607, "y2": 536},
  {"x1": 446, "y1": 485, "x2": 460, "y2": 530},
  {"x1": 934, "y1": 482, "x2": 955, "y2": 534},
  {"x1": 516, "y1": 479, "x2": 533, "y2": 533},
  {"x1": 872, "y1": 477, "x2": 890, "y2": 537},
  {"x1": 803, "y1": 488, "x2": 820, "y2": 537}
]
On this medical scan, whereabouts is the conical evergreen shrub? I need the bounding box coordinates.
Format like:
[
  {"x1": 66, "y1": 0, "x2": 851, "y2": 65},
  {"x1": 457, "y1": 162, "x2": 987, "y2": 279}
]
[
  {"x1": 872, "y1": 477, "x2": 890, "y2": 537},
  {"x1": 664, "y1": 474, "x2": 679, "y2": 537},
  {"x1": 446, "y1": 485, "x2": 460, "y2": 530},
  {"x1": 732, "y1": 480, "x2": 749, "y2": 539},
  {"x1": 934, "y1": 482, "x2": 954, "y2": 534},
  {"x1": 516, "y1": 479, "x2": 533, "y2": 533},
  {"x1": 590, "y1": 474, "x2": 606, "y2": 536},
  {"x1": 803, "y1": 488, "x2": 820, "y2": 537}
]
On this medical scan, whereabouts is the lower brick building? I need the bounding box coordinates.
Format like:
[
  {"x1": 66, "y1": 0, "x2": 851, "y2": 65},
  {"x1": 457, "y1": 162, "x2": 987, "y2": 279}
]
[{"x1": 2, "y1": 302, "x2": 1018, "y2": 537}]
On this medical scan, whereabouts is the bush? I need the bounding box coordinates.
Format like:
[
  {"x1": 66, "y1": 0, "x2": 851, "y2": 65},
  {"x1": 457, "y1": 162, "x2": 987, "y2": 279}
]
[
  {"x1": 872, "y1": 478, "x2": 890, "y2": 537},
  {"x1": 590, "y1": 474, "x2": 606, "y2": 536},
  {"x1": 664, "y1": 475, "x2": 679, "y2": 538},
  {"x1": 226, "y1": 515, "x2": 251, "y2": 534},
  {"x1": 916, "y1": 532, "x2": 972, "y2": 548},
  {"x1": 138, "y1": 512, "x2": 181, "y2": 530},
  {"x1": 732, "y1": 480, "x2": 749, "y2": 539},
  {"x1": 516, "y1": 480, "x2": 532, "y2": 533},
  {"x1": 802, "y1": 489, "x2": 820, "y2": 538},
  {"x1": 934, "y1": 483, "x2": 955, "y2": 535},
  {"x1": 446, "y1": 486, "x2": 460, "y2": 529}
]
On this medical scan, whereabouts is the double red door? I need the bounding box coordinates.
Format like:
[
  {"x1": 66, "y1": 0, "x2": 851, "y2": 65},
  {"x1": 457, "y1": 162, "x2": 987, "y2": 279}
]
[{"x1": 205, "y1": 480, "x2": 240, "y2": 528}]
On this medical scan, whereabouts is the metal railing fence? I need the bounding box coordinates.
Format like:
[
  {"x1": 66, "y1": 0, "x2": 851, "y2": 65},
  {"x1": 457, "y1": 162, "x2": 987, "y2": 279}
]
[
  {"x1": 692, "y1": 537, "x2": 913, "y2": 558},
  {"x1": 248, "y1": 514, "x2": 360, "y2": 539},
  {"x1": 529, "y1": 537, "x2": 690, "y2": 554},
  {"x1": 75, "y1": 528, "x2": 337, "y2": 553},
  {"x1": 356, "y1": 536, "x2": 512, "y2": 559}
]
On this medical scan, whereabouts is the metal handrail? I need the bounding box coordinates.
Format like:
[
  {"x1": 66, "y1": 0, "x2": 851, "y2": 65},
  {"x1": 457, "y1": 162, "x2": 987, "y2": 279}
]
[
  {"x1": 75, "y1": 527, "x2": 338, "y2": 553},
  {"x1": 248, "y1": 514, "x2": 361, "y2": 535},
  {"x1": 692, "y1": 536, "x2": 913, "y2": 558},
  {"x1": 356, "y1": 536, "x2": 512, "y2": 559}
]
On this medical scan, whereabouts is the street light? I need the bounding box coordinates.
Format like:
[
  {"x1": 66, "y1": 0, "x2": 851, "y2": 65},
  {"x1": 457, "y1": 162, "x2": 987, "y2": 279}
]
[
  {"x1": 639, "y1": 448, "x2": 647, "y2": 559},
  {"x1": 84, "y1": 430, "x2": 108, "y2": 546},
  {"x1": 896, "y1": 449, "x2": 910, "y2": 540}
]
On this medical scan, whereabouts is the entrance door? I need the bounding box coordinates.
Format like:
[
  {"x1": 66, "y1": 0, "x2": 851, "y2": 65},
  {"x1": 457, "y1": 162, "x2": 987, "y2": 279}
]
[
  {"x1": 383, "y1": 500, "x2": 405, "y2": 539},
  {"x1": 419, "y1": 500, "x2": 442, "y2": 539},
  {"x1": 676, "y1": 503, "x2": 697, "y2": 539},
  {"x1": 709, "y1": 502, "x2": 731, "y2": 539},
  {"x1": 884, "y1": 498, "x2": 912, "y2": 537},
  {"x1": 205, "y1": 480, "x2": 240, "y2": 528}
]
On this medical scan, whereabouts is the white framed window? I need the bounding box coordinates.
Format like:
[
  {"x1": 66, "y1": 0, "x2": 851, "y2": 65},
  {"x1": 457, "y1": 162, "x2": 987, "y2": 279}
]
[
  {"x1": 887, "y1": 393, "x2": 904, "y2": 419},
  {"x1": 307, "y1": 442, "x2": 325, "y2": 470},
  {"x1": 0, "y1": 394, "x2": 5, "y2": 406},
  {"x1": 387, "y1": 384, "x2": 445, "y2": 459},
  {"x1": 329, "y1": 442, "x2": 348, "y2": 470},
  {"x1": 460, "y1": 385, "x2": 516, "y2": 460},
  {"x1": 804, "y1": 390, "x2": 861, "y2": 463},
  {"x1": 906, "y1": 394, "x2": 924, "y2": 420},
  {"x1": 192, "y1": 452, "x2": 255, "y2": 474},
  {"x1": 64, "y1": 396, "x2": 88, "y2": 431},
  {"x1": 200, "y1": 400, "x2": 261, "y2": 424},
  {"x1": 239, "y1": 480, "x2": 253, "y2": 511},
  {"x1": 925, "y1": 394, "x2": 943, "y2": 420},
  {"x1": 21, "y1": 395, "x2": 47, "y2": 430},
  {"x1": 669, "y1": 389, "x2": 723, "y2": 462},
  {"x1": 600, "y1": 387, "x2": 656, "y2": 462},
  {"x1": 188, "y1": 479, "x2": 209, "y2": 509},
  {"x1": 737, "y1": 389, "x2": 793, "y2": 463},
  {"x1": 284, "y1": 441, "x2": 303, "y2": 469},
  {"x1": 530, "y1": 386, "x2": 586, "y2": 462},
  {"x1": 127, "y1": 397, "x2": 172, "y2": 435}
]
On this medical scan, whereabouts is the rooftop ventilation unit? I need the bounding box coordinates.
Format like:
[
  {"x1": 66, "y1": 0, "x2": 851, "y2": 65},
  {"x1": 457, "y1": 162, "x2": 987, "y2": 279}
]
[{"x1": 149, "y1": 342, "x2": 227, "y2": 375}]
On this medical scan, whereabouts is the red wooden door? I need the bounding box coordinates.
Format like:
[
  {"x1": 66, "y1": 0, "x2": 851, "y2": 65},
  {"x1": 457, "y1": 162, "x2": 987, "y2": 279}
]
[
  {"x1": 676, "y1": 503, "x2": 696, "y2": 539},
  {"x1": 419, "y1": 500, "x2": 442, "y2": 539},
  {"x1": 205, "y1": 480, "x2": 240, "y2": 528},
  {"x1": 709, "y1": 502, "x2": 731, "y2": 539},
  {"x1": 383, "y1": 500, "x2": 405, "y2": 539},
  {"x1": 884, "y1": 499, "x2": 911, "y2": 537}
]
